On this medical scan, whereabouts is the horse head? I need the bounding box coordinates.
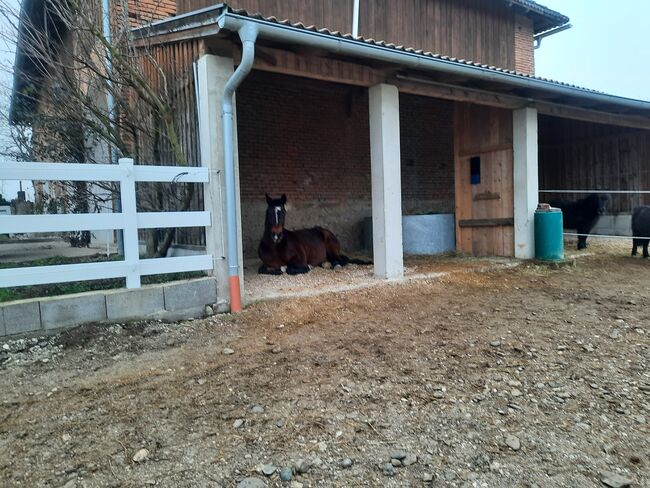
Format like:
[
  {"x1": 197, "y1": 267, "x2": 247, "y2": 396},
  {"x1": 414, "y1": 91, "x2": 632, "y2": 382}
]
[{"x1": 265, "y1": 193, "x2": 287, "y2": 243}]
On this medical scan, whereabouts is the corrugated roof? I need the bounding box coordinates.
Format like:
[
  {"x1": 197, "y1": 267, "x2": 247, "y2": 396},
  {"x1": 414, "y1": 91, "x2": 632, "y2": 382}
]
[{"x1": 508, "y1": 0, "x2": 569, "y2": 33}]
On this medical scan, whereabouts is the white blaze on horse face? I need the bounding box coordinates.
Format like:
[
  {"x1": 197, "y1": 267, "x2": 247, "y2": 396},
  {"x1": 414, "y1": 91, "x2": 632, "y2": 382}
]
[{"x1": 274, "y1": 206, "x2": 282, "y2": 225}]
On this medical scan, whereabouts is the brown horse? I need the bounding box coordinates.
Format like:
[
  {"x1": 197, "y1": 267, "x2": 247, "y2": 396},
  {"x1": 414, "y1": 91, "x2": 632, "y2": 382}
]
[{"x1": 258, "y1": 194, "x2": 370, "y2": 275}]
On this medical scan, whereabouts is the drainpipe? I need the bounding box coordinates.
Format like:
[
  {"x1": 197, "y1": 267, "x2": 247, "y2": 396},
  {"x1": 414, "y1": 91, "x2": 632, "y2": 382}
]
[
  {"x1": 352, "y1": 0, "x2": 360, "y2": 38},
  {"x1": 220, "y1": 21, "x2": 258, "y2": 313}
]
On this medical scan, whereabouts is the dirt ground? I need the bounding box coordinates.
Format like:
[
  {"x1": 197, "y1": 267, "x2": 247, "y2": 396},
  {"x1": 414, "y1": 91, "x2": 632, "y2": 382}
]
[{"x1": 1, "y1": 239, "x2": 649, "y2": 488}]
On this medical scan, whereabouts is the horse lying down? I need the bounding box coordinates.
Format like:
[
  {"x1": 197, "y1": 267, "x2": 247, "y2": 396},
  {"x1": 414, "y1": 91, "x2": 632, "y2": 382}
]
[
  {"x1": 631, "y1": 205, "x2": 650, "y2": 258},
  {"x1": 549, "y1": 193, "x2": 610, "y2": 250},
  {"x1": 258, "y1": 194, "x2": 371, "y2": 275}
]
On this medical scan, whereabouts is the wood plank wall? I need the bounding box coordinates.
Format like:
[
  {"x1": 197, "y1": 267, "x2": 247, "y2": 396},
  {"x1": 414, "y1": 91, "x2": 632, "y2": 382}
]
[
  {"x1": 176, "y1": 0, "x2": 517, "y2": 70},
  {"x1": 454, "y1": 102, "x2": 514, "y2": 257},
  {"x1": 135, "y1": 39, "x2": 205, "y2": 247},
  {"x1": 538, "y1": 116, "x2": 650, "y2": 213}
]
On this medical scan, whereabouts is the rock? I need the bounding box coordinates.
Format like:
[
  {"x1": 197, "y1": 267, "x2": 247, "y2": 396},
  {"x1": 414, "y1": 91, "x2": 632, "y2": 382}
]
[
  {"x1": 609, "y1": 330, "x2": 620, "y2": 339},
  {"x1": 599, "y1": 471, "x2": 632, "y2": 488},
  {"x1": 236, "y1": 478, "x2": 267, "y2": 488},
  {"x1": 423, "y1": 472, "x2": 434, "y2": 482},
  {"x1": 341, "y1": 458, "x2": 353, "y2": 469},
  {"x1": 261, "y1": 464, "x2": 276, "y2": 476},
  {"x1": 233, "y1": 419, "x2": 244, "y2": 429},
  {"x1": 403, "y1": 453, "x2": 417, "y2": 466},
  {"x1": 318, "y1": 441, "x2": 327, "y2": 452},
  {"x1": 505, "y1": 434, "x2": 521, "y2": 451},
  {"x1": 390, "y1": 449, "x2": 407, "y2": 460},
  {"x1": 63, "y1": 480, "x2": 76, "y2": 488},
  {"x1": 382, "y1": 463, "x2": 396, "y2": 476},
  {"x1": 508, "y1": 380, "x2": 522, "y2": 387},
  {"x1": 295, "y1": 459, "x2": 310, "y2": 474},
  {"x1": 204, "y1": 305, "x2": 214, "y2": 316},
  {"x1": 490, "y1": 341, "x2": 501, "y2": 347},
  {"x1": 2, "y1": 344, "x2": 9, "y2": 351},
  {"x1": 132, "y1": 448, "x2": 150, "y2": 463},
  {"x1": 197, "y1": 378, "x2": 207, "y2": 385},
  {"x1": 391, "y1": 459, "x2": 402, "y2": 467},
  {"x1": 222, "y1": 348, "x2": 235, "y2": 355},
  {"x1": 251, "y1": 405, "x2": 265, "y2": 414},
  {"x1": 62, "y1": 433, "x2": 71, "y2": 443},
  {"x1": 511, "y1": 388, "x2": 523, "y2": 397},
  {"x1": 582, "y1": 343, "x2": 594, "y2": 352},
  {"x1": 279, "y1": 467, "x2": 292, "y2": 481},
  {"x1": 442, "y1": 470, "x2": 457, "y2": 481},
  {"x1": 290, "y1": 483, "x2": 303, "y2": 488},
  {"x1": 576, "y1": 422, "x2": 591, "y2": 431}
]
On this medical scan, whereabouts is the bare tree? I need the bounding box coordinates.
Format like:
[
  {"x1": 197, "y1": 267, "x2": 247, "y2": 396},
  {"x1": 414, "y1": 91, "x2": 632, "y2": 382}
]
[{"x1": 0, "y1": 0, "x2": 194, "y2": 257}]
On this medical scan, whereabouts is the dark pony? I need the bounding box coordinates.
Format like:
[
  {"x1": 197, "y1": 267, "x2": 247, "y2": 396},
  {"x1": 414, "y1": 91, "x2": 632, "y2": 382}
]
[
  {"x1": 258, "y1": 194, "x2": 370, "y2": 275},
  {"x1": 549, "y1": 193, "x2": 610, "y2": 250}
]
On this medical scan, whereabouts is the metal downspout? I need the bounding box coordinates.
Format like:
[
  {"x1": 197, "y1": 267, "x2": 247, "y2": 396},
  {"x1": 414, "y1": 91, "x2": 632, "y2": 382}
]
[{"x1": 221, "y1": 22, "x2": 258, "y2": 313}]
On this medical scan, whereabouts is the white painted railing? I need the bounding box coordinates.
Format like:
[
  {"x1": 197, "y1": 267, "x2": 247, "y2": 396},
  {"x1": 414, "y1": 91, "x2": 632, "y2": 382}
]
[{"x1": 0, "y1": 158, "x2": 213, "y2": 289}]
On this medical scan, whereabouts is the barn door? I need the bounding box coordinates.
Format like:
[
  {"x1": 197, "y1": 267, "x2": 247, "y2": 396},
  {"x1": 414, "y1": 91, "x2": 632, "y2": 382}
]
[{"x1": 454, "y1": 103, "x2": 514, "y2": 257}]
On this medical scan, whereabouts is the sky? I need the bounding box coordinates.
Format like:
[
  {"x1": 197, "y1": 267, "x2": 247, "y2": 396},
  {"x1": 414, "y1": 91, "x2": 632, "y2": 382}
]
[
  {"x1": 0, "y1": 0, "x2": 649, "y2": 201},
  {"x1": 534, "y1": 0, "x2": 650, "y2": 101}
]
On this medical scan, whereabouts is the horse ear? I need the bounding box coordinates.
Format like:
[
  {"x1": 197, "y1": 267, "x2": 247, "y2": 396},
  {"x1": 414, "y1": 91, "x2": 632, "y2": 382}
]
[
  {"x1": 265, "y1": 193, "x2": 272, "y2": 205},
  {"x1": 280, "y1": 194, "x2": 287, "y2": 205}
]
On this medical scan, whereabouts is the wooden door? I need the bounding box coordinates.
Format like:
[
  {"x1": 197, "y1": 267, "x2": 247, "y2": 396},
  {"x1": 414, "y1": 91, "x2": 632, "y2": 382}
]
[{"x1": 454, "y1": 103, "x2": 514, "y2": 257}]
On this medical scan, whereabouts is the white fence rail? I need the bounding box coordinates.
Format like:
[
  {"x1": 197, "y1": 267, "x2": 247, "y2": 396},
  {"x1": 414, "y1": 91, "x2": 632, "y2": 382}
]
[{"x1": 0, "y1": 158, "x2": 213, "y2": 289}]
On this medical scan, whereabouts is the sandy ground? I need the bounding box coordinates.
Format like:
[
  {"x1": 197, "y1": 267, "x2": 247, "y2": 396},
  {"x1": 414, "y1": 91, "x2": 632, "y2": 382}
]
[{"x1": 1, "y1": 238, "x2": 649, "y2": 488}]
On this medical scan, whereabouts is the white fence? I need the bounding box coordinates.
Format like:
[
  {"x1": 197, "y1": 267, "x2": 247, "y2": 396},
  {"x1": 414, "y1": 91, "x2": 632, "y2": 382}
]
[{"x1": 0, "y1": 158, "x2": 213, "y2": 289}]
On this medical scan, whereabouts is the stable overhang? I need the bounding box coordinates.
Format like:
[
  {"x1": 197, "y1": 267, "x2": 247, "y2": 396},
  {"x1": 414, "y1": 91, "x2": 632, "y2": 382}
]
[{"x1": 131, "y1": 5, "x2": 650, "y2": 130}]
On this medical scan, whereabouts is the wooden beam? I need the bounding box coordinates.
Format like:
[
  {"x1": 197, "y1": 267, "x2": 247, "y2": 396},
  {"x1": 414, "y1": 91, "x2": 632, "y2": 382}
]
[
  {"x1": 536, "y1": 102, "x2": 650, "y2": 130},
  {"x1": 459, "y1": 218, "x2": 515, "y2": 227}
]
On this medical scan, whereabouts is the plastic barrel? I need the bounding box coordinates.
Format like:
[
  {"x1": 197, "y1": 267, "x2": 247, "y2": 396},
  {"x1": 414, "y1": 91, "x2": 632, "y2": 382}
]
[{"x1": 535, "y1": 205, "x2": 564, "y2": 261}]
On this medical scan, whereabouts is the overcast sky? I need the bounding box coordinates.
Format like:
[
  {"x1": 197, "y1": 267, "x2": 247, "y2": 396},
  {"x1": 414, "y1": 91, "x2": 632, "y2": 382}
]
[
  {"x1": 1, "y1": 0, "x2": 649, "y2": 201},
  {"x1": 534, "y1": 0, "x2": 650, "y2": 101}
]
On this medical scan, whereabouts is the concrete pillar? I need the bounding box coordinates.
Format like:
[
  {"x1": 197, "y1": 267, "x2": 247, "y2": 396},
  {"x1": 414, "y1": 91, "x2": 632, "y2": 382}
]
[
  {"x1": 196, "y1": 54, "x2": 244, "y2": 311},
  {"x1": 513, "y1": 107, "x2": 539, "y2": 259},
  {"x1": 369, "y1": 83, "x2": 404, "y2": 279}
]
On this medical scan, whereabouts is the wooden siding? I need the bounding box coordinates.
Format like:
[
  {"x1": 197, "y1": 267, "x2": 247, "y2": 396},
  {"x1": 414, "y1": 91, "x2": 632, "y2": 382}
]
[
  {"x1": 177, "y1": 0, "x2": 517, "y2": 69},
  {"x1": 178, "y1": 0, "x2": 354, "y2": 33},
  {"x1": 539, "y1": 116, "x2": 650, "y2": 213},
  {"x1": 454, "y1": 103, "x2": 514, "y2": 257},
  {"x1": 135, "y1": 39, "x2": 205, "y2": 247}
]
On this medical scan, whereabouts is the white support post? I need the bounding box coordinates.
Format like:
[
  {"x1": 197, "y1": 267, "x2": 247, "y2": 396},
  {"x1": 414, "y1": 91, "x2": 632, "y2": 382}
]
[
  {"x1": 369, "y1": 83, "x2": 404, "y2": 279},
  {"x1": 196, "y1": 54, "x2": 243, "y2": 311},
  {"x1": 118, "y1": 158, "x2": 141, "y2": 288},
  {"x1": 513, "y1": 107, "x2": 539, "y2": 259}
]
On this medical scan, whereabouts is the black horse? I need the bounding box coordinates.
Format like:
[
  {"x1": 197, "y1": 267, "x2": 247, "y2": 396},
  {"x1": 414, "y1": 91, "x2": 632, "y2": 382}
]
[
  {"x1": 258, "y1": 194, "x2": 370, "y2": 275},
  {"x1": 549, "y1": 193, "x2": 610, "y2": 250}
]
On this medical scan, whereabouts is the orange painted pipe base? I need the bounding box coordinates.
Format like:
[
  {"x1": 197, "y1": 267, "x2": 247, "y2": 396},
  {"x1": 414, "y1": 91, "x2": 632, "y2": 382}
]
[{"x1": 229, "y1": 275, "x2": 243, "y2": 313}]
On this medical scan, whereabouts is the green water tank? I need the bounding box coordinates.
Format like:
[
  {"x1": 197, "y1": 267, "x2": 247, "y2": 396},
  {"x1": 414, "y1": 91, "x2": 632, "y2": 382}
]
[{"x1": 535, "y1": 204, "x2": 564, "y2": 261}]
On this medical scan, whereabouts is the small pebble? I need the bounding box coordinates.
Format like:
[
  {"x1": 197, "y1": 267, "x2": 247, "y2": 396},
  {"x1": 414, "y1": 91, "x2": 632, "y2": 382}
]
[
  {"x1": 341, "y1": 458, "x2": 353, "y2": 469},
  {"x1": 233, "y1": 419, "x2": 244, "y2": 429},
  {"x1": 402, "y1": 453, "x2": 417, "y2": 466},
  {"x1": 382, "y1": 463, "x2": 396, "y2": 476},
  {"x1": 132, "y1": 448, "x2": 150, "y2": 463},
  {"x1": 279, "y1": 467, "x2": 292, "y2": 481},
  {"x1": 295, "y1": 459, "x2": 310, "y2": 474},
  {"x1": 236, "y1": 478, "x2": 267, "y2": 488},
  {"x1": 490, "y1": 341, "x2": 501, "y2": 347},
  {"x1": 423, "y1": 472, "x2": 434, "y2": 482},
  {"x1": 222, "y1": 348, "x2": 235, "y2": 355},
  {"x1": 505, "y1": 434, "x2": 521, "y2": 451},
  {"x1": 599, "y1": 471, "x2": 632, "y2": 488},
  {"x1": 251, "y1": 405, "x2": 265, "y2": 414},
  {"x1": 390, "y1": 449, "x2": 407, "y2": 460},
  {"x1": 391, "y1": 459, "x2": 402, "y2": 467},
  {"x1": 261, "y1": 464, "x2": 276, "y2": 476}
]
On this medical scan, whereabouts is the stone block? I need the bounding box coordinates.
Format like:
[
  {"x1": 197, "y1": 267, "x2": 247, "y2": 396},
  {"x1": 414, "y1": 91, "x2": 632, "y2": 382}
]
[
  {"x1": 164, "y1": 278, "x2": 217, "y2": 312},
  {"x1": 2, "y1": 301, "x2": 41, "y2": 336},
  {"x1": 106, "y1": 287, "x2": 165, "y2": 321},
  {"x1": 40, "y1": 294, "x2": 107, "y2": 330}
]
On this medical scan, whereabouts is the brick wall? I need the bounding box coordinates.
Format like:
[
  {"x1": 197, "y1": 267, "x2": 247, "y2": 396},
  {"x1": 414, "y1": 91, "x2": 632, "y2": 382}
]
[
  {"x1": 236, "y1": 72, "x2": 455, "y2": 258},
  {"x1": 514, "y1": 14, "x2": 535, "y2": 74}
]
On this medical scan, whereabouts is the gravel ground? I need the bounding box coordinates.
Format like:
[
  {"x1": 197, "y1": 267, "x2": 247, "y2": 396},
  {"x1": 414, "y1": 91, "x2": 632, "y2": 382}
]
[{"x1": 1, "y1": 241, "x2": 649, "y2": 488}]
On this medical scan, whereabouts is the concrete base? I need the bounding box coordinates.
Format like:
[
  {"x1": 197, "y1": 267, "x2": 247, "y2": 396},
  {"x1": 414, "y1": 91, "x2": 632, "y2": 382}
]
[
  {"x1": 403, "y1": 214, "x2": 456, "y2": 255},
  {"x1": 0, "y1": 277, "x2": 218, "y2": 338}
]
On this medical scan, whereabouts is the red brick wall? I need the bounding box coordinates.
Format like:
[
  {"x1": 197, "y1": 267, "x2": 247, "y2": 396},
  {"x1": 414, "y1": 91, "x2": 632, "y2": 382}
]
[
  {"x1": 514, "y1": 14, "x2": 535, "y2": 74},
  {"x1": 236, "y1": 72, "x2": 455, "y2": 258}
]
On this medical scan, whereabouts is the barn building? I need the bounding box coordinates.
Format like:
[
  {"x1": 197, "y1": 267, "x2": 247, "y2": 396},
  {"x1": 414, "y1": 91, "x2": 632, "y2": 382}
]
[{"x1": 12, "y1": 1, "x2": 650, "y2": 311}]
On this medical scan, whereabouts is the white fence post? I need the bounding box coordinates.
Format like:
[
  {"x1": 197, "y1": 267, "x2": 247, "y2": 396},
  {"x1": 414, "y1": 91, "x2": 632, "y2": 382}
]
[{"x1": 119, "y1": 158, "x2": 141, "y2": 288}]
